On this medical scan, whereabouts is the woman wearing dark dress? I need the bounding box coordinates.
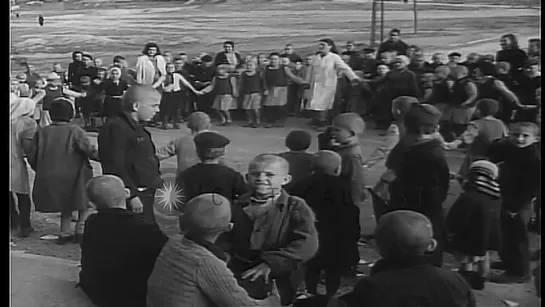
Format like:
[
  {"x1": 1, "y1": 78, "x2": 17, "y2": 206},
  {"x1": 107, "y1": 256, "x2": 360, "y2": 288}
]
[
  {"x1": 214, "y1": 41, "x2": 244, "y2": 71},
  {"x1": 81, "y1": 54, "x2": 98, "y2": 81},
  {"x1": 496, "y1": 34, "x2": 528, "y2": 83},
  {"x1": 101, "y1": 67, "x2": 129, "y2": 119}
]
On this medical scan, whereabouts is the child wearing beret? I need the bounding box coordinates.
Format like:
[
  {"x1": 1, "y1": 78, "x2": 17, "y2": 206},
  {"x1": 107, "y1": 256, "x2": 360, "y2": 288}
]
[
  {"x1": 291, "y1": 150, "x2": 359, "y2": 298},
  {"x1": 175, "y1": 131, "x2": 247, "y2": 204}
]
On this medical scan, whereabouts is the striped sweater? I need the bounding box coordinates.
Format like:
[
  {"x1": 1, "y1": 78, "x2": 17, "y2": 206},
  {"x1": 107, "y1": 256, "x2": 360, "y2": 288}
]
[{"x1": 147, "y1": 234, "x2": 259, "y2": 307}]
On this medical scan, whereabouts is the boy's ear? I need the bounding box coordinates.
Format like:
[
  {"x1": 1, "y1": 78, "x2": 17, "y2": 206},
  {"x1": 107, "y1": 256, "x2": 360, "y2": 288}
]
[
  {"x1": 426, "y1": 239, "x2": 437, "y2": 253},
  {"x1": 282, "y1": 174, "x2": 292, "y2": 186},
  {"x1": 334, "y1": 166, "x2": 342, "y2": 176},
  {"x1": 124, "y1": 188, "x2": 131, "y2": 199},
  {"x1": 132, "y1": 102, "x2": 140, "y2": 112}
]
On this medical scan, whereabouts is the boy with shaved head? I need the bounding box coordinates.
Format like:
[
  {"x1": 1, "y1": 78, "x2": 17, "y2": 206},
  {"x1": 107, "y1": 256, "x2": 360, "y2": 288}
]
[
  {"x1": 218, "y1": 154, "x2": 319, "y2": 306},
  {"x1": 79, "y1": 175, "x2": 168, "y2": 307},
  {"x1": 338, "y1": 211, "x2": 476, "y2": 307},
  {"x1": 147, "y1": 193, "x2": 281, "y2": 307}
]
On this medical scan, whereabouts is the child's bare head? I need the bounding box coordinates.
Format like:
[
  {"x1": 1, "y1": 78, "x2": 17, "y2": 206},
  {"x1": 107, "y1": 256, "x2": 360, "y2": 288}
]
[
  {"x1": 392, "y1": 96, "x2": 419, "y2": 120},
  {"x1": 247, "y1": 154, "x2": 291, "y2": 198},
  {"x1": 377, "y1": 64, "x2": 390, "y2": 76},
  {"x1": 186, "y1": 111, "x2": 211, "y2": 132},
  {"x1": 495, "y1": 61, "x2": 511, "y2": 74},
  {"x1": 508, "y1": 122, "x2": 540, "y2": 148},
  {"x1": 86, "y1": 175, "x2": 128, "y2": 210},
  {"x1": 285, "y1": 130, "x2": 312, "y2": 151},
  {"x1": 431, "y1": 53, "x2": 444, "y2": 64},
  {"x1": 313, "y1": 150, "x2": 342, "y2": 176},
  {"x1": 475, "y1": 98, "x2": 499, "y2": 117},
  {"x1": 451, "y1": 65, "x2": 468, "y2": 79},
  {"x1": 179, "y1": 193, "x2": 232, "y2": 236},
  {"x1": 466, "y1": 53, "x2": 480, "y2": 63},
  {"x1": 434, "y1": 65, "x2": 450, "y2": 80},
  {"x1": 375, "y1": 210, "x2": 436, "y2": 259}
]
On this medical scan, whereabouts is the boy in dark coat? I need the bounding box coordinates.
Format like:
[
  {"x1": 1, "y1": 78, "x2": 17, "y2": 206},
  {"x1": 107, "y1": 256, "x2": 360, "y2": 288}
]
[
  {"x1": 486, "y1": 122, "x2": 541, "y2": 283},
  {"x1": 218, "y1": 154, "x2": 319, "y2": 306},
  {"x1": 447, "y1": 160, "x2": 502, "y2": 290},
  {"x1": 79, "y1": 175, "x2": 168, "y2": 307},
  {"x1": 176, "y1": 131, "x2": 247, "y2": 203},
  {"x1": 386, "y1": 104, "x2": 450, "y2": 267},
  {"x1": 278, "y1": 130, "x2": 314, "y2": 193},
  {"x1": 291, "y1": 150, "x2": 359, "y2": 298},
  {"x1": 338, "y1": 210, "x2": 476, "y2": 307}
]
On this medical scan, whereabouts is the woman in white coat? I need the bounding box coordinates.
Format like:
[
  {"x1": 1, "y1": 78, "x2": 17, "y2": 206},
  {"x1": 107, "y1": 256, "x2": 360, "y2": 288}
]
[
  {"x1": 136, "y1": 43, "x2": 167, "y2": 85},
  {"x1": 305, "y1": 38, "x2": 362, "y2": 128},
  {"x1": 10, "y1": 88, "x2": 45, "y2": 237}
]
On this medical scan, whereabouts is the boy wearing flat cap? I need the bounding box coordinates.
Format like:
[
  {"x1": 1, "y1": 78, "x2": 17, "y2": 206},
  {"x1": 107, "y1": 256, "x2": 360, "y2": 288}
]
[
  {"x1": 176, "y1": 131, "x2": 247, "y2": 203},
  {"x1": 385, "y1": 104, "x2": 450, "y2": 267},
  {"x1": 291, "y1": 151, "x2": 360, "y2": 298},
  {"x1": 218, "y1": 154, "x2": 318, "y2": 306},
  {"x1": 337, "y1": 211, "x2": 476, "y2": 307}
]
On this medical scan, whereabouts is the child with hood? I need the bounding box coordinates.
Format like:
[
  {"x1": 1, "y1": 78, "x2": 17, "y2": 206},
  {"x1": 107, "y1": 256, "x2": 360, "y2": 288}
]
[{"x1": 447, "y1": 160, "x2": 502, "y2": 290}]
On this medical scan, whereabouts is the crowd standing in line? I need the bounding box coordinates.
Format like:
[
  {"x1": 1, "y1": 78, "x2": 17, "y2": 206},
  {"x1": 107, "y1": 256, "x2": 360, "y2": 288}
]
[{"x1": 9, "y1": 30, "x2": 541, "y2": 307}]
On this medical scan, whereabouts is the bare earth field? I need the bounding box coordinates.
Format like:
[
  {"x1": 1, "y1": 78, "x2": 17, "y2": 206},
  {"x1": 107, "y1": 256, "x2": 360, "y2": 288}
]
[{"x1": 10, "y1": 1, "x2": 541, "y2": 306}]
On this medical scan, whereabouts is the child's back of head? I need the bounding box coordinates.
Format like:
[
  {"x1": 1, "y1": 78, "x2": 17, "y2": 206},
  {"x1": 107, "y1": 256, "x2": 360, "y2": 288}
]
[
  {"x1": 49, "y1": 98, "x2": 74, "y2": 122},
  {"x1": 312, "y1": 150, "x2": 342, "y2": 176},
  {"x1": 187, "y1": 111, "x2": 211, "y2": 133},
  {"x1": 86, "y1": 175, "x2": 127, "y2": 210},
  {"x1": 285, "y1": 130, "x2": 312, "y2": 152}
]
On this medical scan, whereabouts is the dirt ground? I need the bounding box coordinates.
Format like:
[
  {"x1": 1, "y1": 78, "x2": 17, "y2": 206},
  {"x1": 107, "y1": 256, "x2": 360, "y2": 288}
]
[{"x1": 10, "y1": 1, "x2": 541, "y2": 305}]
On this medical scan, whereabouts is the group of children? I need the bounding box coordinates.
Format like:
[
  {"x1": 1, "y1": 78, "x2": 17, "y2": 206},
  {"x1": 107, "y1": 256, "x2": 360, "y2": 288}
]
[{"x1": 12, "y1": 33, "x2": 540, "y2": 138}]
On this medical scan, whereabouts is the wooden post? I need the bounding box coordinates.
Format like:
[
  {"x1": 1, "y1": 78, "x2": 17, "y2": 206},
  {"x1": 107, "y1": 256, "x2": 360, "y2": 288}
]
[
  {"x1": 370, "y1": 0, "x2": 377, "y2": 47},
  {"x1": 380, "y1": 0, "x2": 385, "y2": 43},
  {"x1": 413, "y1": 0, "x2": 417, "y2": 34}
]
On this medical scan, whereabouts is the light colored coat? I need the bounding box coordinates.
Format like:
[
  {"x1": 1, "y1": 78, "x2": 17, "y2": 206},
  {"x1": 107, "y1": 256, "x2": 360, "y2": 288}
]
[
  {"x1": 10, "y1": 116, "x2": 37, "y2": 194},
  {"x1": 136, "y1": 55, "x2": 167, "y2": 85},
  {"x1": 305, "y1": 52, "x2": 358, "y2": 111}
]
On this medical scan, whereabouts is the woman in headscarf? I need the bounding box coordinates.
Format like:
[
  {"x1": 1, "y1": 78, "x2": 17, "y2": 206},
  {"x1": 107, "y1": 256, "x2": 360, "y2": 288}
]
[
  {"x1": 305, "y1": 38, "x2": 362, "y2": 128},
  {"x1": 136, "y1": 43, "x2": 167, "y2": 85},
  {"x1": 10, "y1": 88, "x2": 46, "y2": 238},
  {"x1": 214, "y1": 40, "x2": 244, "y2": 72}
]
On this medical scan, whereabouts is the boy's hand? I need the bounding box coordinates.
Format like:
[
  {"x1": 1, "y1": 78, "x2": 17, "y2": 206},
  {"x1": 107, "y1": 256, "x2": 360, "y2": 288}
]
[
  {"x1": 257, "y1": 279, "x2": 281, "y2": 306},
  {"x1": 242, "y1": 262, "x2": 271, "y2": 282},
  {"x1": 130, "y1": 197, "x2": 144, "y2": 214}
]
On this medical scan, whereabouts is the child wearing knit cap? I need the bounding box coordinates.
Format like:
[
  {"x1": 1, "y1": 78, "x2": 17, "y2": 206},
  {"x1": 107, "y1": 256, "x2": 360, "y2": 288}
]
[
  {"x1": 485, "y1": 122, "x2": 541, "y2": 284},
  {"x1": 291, "y1": 151, "x2": 360, "y2": 299},
  {"x1": 278, "y1": 130, "x2": 314, "y2": 193},
  {"x1": 447, "y1": 160, "x2": 502, "y2": 290},
  {"x1": 27, "y1": 98, "x2": 98, "y2": 244},
  {"x1": 386, "y1": 104, "x2": 450, "y2": 267},
  {"x1": 338, "y1": 210, "x2": 476, "y2": 307}
]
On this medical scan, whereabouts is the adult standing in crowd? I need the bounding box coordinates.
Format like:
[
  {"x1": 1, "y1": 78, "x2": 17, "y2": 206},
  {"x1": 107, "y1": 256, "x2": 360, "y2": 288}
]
[
  {"x1": 305, "y1": 38, "x2": 361, "y2": 128},
  {"x1": 376, "y1": 28, "x2": 409, "y2": 60},
  {"x1": 214, "y1": 41, "x2": 243, "y2": 71},
  {"x1": 98, "y1": 85, "x2": 162, "y2": 224},
  {"x1": 23, "y1": 64, "x2": 42, "y2": 89},
  {"x1": 68, "y1": 51, "x2": 84, "y2": 87},
  {"x1": 281, "y1": 44, "x2": 302, "y2": 63},
  {"x1": 136, "y1": 43, "x2": 167, "y2": 85},
  {"x1": 496, "y1": 34, "x2": 528, "y2": 83}
]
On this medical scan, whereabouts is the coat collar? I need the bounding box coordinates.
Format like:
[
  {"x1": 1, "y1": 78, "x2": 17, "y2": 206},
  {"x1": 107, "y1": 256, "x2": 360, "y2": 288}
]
[
  {"x1": 237, "y1": 189, "x2": 290, "y2": 210},
  {"x1": 184, "y1": 233, "x2": 228, "y2": 262},
  {"x1": 370, "y1": 256, "x2": 430, "y2": 275},
  {"x1": 118, "y1": 111, "x2": 140, "y2": 130}
]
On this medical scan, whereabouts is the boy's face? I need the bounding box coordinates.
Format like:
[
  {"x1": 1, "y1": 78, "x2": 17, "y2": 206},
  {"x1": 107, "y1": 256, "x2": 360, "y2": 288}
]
[
  {"x1": 432, "y1": 55, "x2": 443, "y2": 64},
  {"x1": 203, "y1": 60, "x2": 213, "y2": 68},
  {"x1": 247, "y1": 161, "x2": 291, "y2": 197},
  {"x1": 294, "y1": 61, "x2": 303, "y2": 70},
  {"x1": 510, "y1": 127, "x2": 538, "y2": 148},
  {"x1": 448, "y1": 56, "x2": 460, "y2": 64},
  {"x1": 330, "y1": 126, "x2": 353, "y2": 143},
  {"x1": 83, "y1": 57, "x2": 93, "y2": 67},
  {"x1": 377, "y1": 65, "x2": 389, "y2": 76},
  {"x1": 174, "y1": 60, "x2": 184, "y2": 71},
  {"x1": 529, "y1": 41, "x2": 540, "y2": 53},
  {"x1": 281, "y1": 57, "x2": 290, "y2": 66},
  {"x1": 136, "y1": 94, "x2": 161, "y2": 122},
  {"x1": 94, "y1": 59, "x2": 102, "y2": 67},
  {"x1": 97, "y1": 71, "x2": 106, "y2": 79},
  {"x1": 380, "y1": 54, "x2": 390, "y2": 64},
  {"x1": 406, "y1": 48, "x2": 415, "y2": 58},
  {"x1": 270, "y1": 55, "x2": 280, "y2": 67},
  {"x1": 74, "y1": 53, "x2": 83, "y2": 62},
  {"x1": 53, "y1": 64, "x2": 62, "y2": 72},
  {"x1": 166, "y1": 64, "x2": 175, "y2": 74},
  {"x1": 246, "y1": 62, "x2": 257, "y2": 72}
]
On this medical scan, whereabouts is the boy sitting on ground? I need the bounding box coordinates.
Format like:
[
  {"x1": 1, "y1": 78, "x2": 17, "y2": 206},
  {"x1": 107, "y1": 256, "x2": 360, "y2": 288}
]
[
  {"x1": 337, "y1": 210, "x2": 476, "y2": 307},
  {"x1": 176, "y1": 131, "x2": 247, "y2": 204},
  {"x1": 218, "y1": 154, "x2": 319, "y2": 306},
  {"x1": 278, "y1": 130, "x2": 314, "y2": 193},
  {"x1": 291, "y1": 150, "x2": 359, "y2": 299},
  {"x1": 79, "y1": 175, "x2": 168, "y2": 307}
]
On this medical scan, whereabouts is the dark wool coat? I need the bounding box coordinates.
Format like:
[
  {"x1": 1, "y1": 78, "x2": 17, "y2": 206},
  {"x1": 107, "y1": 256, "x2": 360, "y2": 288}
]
[
  {"x1": 291, "y1": 173, "x2": 360, "y2": 268},
  {"x1": 28, "y1": 122, "x2": 97, "y2": 213},
  {"x1": 278, "y1": 151, "x2": 314, "y2": 194},
  {"x1": 376, "y1": 39, "x2": 409, "y2": 59},
  {"x1": 447, "y1": 189, "x2": 502, "y2": 256},
  {"x1": 339, "y1": 257, "x2": 476, "y2": 307},
  {"x1": 79, "y1": 208, "x2": 168, "y2": 307},
  {"x1": 496, "y1": 48, "x2": 528, "y2": 80}
]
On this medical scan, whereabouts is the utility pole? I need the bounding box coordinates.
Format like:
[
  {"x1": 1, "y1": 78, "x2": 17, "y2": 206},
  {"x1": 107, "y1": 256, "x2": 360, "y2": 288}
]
[
  {"x1": 380, "y1": 0, "x2": 385, "y2": 43},
  {"x1": 370, "y1": 0, "x2": 377, "y2": 47},
  {"x1": 413, "y1": 0, "x2": 418, "y2": 34}
]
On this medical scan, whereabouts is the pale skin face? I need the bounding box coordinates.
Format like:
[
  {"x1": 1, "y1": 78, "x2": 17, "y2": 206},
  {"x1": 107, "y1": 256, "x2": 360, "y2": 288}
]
[
  {"x1": 510, "y1": 127, "x2": 538, "y2": 148},
  {"x1": 281, "y1": 57, "x2": 290, "y2": 66},
  {"x1": 377, "y1": 65, "x2": 389, "y2": 76},
  {"x1": 246, "y1": 62, "x2": 257, "y2": 73},
  {"x1": 53, "y1": 64, "x2": 62, "y2": 72},
  {"x1": 97, "y1": 71, "x2": 106, "y2": 80},
  {"x1": 528, "y1": 41, "x2": 540, "y2": 54},
  {"x1": 346, "y1": 43, "x2": 355, "y2": 52},
  {"x1": 448, "y1": 56, "x2": 461, "y2": 64},
  {"x1": 83, "y1": 57, "x2": 93, "y2": 67},
  {"x1": 390, "y1": 32, "x2": 400, "y2": 42},
  {"x1": 94, "y1": 58, "x2": 102, "y2": 67},
  {"x1": 318, "y1": 42, "x2": 331, "y2": 55},
  {"x1": 74, "y1": 53, "x2": 83, "y2": 62},
  {"x1": 246, "y1": 161, "x2": 291, "y2": 198},
  {"x1": 269, "y1": 55, "x2": 280, "y2": 68},
  {"x1": 166, "y1": 64, "x2": 175, "y2": 74},
  {"x1": 147, "y1": 47, "x2": 158, "y2": 57},
  {"x1": 500, "y1": 37, "x2": 511, "y2": 49},
  {"x1": 330, "y1": 126, "x2": 353, "y2": 143},
  {"x1": 203, "y1": 61, "x2": 213, "y2": 68},
  {"x1": 174, "y1": 60, "x2": 184, "y2": 71},
  {"x1": 394, "y1": 60, "x2": 407, "y2": 70},
  {"x1": 136, "y1": 94, "x2": 161, "y2": 122},
  {"x1": 432, "y1": 54, "x2": 443, "y2": 64},
  {"x1": 224, "y1": 44, "x2": 234, "y2": 54},
  {"x1": 284, "y1": 45, "x2": 293, "y2": 55},
  {"x1": 258, "y1": 54, "x2": 267, "y2": 64},
  {"x1": 110, "y1": 70, "x2": 121, "y2": 81}
]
